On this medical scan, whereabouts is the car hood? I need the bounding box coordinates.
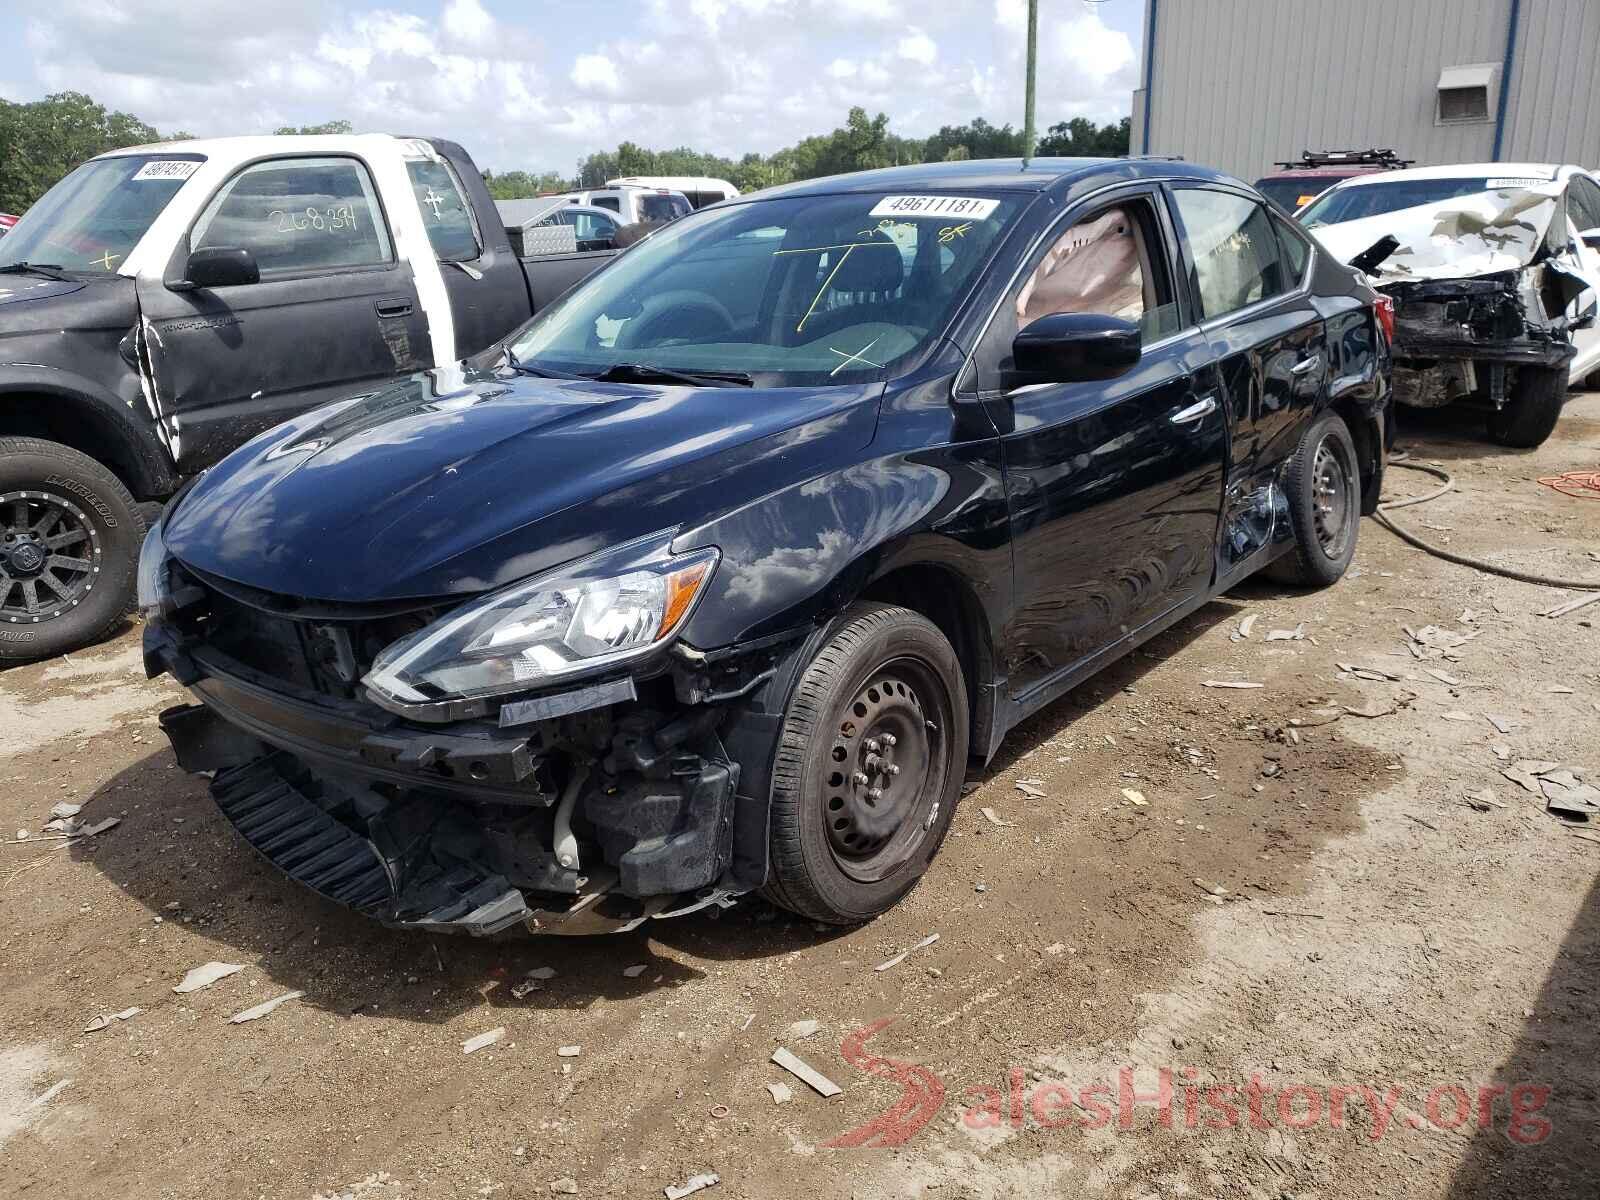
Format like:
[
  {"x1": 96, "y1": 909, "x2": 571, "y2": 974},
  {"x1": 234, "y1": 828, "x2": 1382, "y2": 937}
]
[
  {"x1": 0, "y1": 273, "x2": 89, "y2": 307},
  {"x1": 1310, "y1": 181, "x2": 1567, "y2": 283},
  {"x1": 163, "y1": 361, "x2": 882, "y2": 602}
]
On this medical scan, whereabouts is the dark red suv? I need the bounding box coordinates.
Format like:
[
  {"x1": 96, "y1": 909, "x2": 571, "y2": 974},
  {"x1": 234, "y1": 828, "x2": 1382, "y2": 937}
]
[{"x1": 1255, "y1": 149, "x2": 1413, "y2": 214}]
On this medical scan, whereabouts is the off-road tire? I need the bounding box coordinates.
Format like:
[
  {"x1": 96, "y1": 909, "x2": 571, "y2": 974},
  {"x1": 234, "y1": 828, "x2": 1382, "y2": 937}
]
[
  {"x1": 1487, "y1": 366, "x2": 1567, "y2": 448},
  {"x1": 0, "y1": 437, "x2": 144, "y2": 662},
  {"x1": 1263, "y1": 412, "x2": 1361, "y2": 588},
  {"x1": 762, "y1": 603, "x2": 968, "y2": 925}
]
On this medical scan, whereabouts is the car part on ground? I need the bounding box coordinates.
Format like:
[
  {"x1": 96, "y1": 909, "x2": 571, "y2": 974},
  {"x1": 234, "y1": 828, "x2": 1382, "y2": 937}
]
[
  {"x1": 144, "y1": 157, "x2": 1388, "y2": 935},
  {"x1": 1309, "y1": 166, "x2": 1600, "y2": 447}
]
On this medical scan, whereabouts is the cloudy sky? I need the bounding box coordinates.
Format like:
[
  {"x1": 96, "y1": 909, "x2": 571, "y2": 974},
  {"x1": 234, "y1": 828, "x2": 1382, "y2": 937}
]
[{"x1": 2, "y1": 0, "x2": 1145, "y2": 175}]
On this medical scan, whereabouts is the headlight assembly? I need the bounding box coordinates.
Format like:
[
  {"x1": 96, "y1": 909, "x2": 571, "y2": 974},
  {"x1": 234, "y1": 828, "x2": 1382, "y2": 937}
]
[{"x1": 363, "y1": 536, "x2": 718, "y2": 707}]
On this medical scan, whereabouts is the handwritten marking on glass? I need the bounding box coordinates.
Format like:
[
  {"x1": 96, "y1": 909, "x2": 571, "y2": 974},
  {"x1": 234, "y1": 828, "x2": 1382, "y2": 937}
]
[
  {"x1": 93, "y1": 250, "x2": 120, "y2": 270},
  {"x1": 828, "y1": 335, "x2": 883, "y2": 376}
]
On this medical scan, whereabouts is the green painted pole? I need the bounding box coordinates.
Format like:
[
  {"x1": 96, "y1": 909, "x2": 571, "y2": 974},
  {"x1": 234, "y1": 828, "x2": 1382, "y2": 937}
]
[{"x1": 1023, "y1": 0, "x2": 1038, "y2": 163}]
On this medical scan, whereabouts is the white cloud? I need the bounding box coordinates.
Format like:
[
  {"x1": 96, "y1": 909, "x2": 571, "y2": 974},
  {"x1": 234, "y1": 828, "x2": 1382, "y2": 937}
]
[{"x1": 9, "y1": 0, "x2": 1139, "y2": 175}]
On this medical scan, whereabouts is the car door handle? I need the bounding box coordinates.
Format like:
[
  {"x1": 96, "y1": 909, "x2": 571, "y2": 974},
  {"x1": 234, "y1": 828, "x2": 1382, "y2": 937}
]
[
  {"x1": 375, "y1": 298, "x2": 413, "y2": 319},
  {"x1": 1290, "y1": 352, "x2": 1322, "y2": 376},
  {"x1": 1170, "y1": 396, "x2": 1218, "y2": 424}
]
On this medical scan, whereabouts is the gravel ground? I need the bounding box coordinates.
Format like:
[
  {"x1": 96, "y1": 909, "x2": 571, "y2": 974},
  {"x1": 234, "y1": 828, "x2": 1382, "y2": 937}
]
[{"x1": 3, "y1": 395, "x2": 1598, "y2": 1200}]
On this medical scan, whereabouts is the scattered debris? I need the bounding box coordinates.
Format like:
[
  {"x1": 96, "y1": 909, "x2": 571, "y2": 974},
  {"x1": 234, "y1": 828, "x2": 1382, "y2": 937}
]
[
  {"x1": 874, "y1": 933, "x2": 939, "y2": 972},
  {"x1": 1462, "y1": 789, "x2": 1507, "y2": 812},
  {"x1": 1424, "y1": 668, "x2": 1462, "y2": 686},
  {"x1": 49, "y1": 802, "x2": 82, "y2": 820},
  {"x1": 1440, "y1": 710, "x2": 1474, "y2": 722},
  {"x1": 548, "y1": 1179, "x2": 579, "y2": 1195},
  {"x1": 1202, "y1": 680, "x2": 1263, "y2": 689},
  {"x1": 1549, "y1": 685, "x2": 1576, "y2": 695},
  {"x1": 1540, "y1": 771, "x2": 1600, "y2": 822},
  {"x1": 770, "y1": 1047, "x2": 842, "y2": 1097},
  {"x1": 462, "y1": 1027, "x2": 506, "y2": 1055},
  {"x1": 1405, "y1": 814, "x2": 1439, "y2": 831},
  {"x1": 1265, "y1": 624, "x2": 1306, "y2": 641},
  {"x1": 1486, "y1": 714, "x2": 1514, "y2": 734},
  {"x1": 765, "y1": 1081, "x2": 793, "y2": 1104},
  {"x1": 527, "y1": 966, "x2": 557, "y2": 980},
  {"x1": 1193, "y1": 879, "x2": 1228, "y2": 897},
  {"x1": 557, "y1": 1045, "x2": 582, "y2": 1057},
  {"x1": 26, "y1": 1079, "x2": 72, "y2": 1110},
  {"x1": 979, "y1": 807, "x2": 1015, "y2": 828},
  {"x1": 785, "y1": 1019, "x2": 821, "y2": 1040},
  {"x1": 1338, "y1": 662, "x2": 1403, "y2": 681},
  {"x1": 1342, "y1": 700, "x2": 1396, "y2": 719},
  {"x1": 229, "y1": 990, "x2": 304, "y2": 1024},
  {"x1": 1502, "y1": 759, "x2": 1562, "y2": 795},
  {"x1": 1120, "y1": 788, "x2": 1148, "y2": 806},
  {"x1": 1013, "y1": 779, "x2": 1046, "y2": 799},
  {"x1": 664, "y1": 1173, "x2": 720, "y2": 1200},
  {"x1": 1539, "y1": 593, "x2": 1600, "y2": 619},
  {"x1": 511, "y1": 978, "x2": 544, "y2": 999},
  {"x1": 1290, "y1": 707, "x2": 1342, "y2": 727},
  {"x1": 740, "y1": 1014, "x2": 755, "y2": 1032},
  {"x1": 709, "y1": 1104, "x2": 730, "y2": 1119},
  {"x1": 82, "y1": 1006, "x2": 141, "y2": 1033},
  {"x1": 622, "y1": 964, "x2": 647, "y2": 978},
  {"x1": 173, "y1": 961, "x2": 245, "y2": 994}
]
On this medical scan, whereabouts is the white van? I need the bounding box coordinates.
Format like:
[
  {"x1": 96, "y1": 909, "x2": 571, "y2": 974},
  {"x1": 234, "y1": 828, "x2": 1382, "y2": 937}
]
[{"x1": 606, "y1": 176, "x2": 740, "y2": 209}]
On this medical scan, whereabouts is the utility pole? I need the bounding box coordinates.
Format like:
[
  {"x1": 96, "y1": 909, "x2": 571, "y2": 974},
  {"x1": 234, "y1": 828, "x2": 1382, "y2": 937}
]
[{"x1": 1022, "y1": 0, "x2": 1038, "y2": 164}]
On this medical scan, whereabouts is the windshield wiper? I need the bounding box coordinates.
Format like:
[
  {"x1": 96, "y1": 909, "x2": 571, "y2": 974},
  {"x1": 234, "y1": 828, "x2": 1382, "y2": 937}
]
[
  {"x1": 590, "y1": 362, "x2": 754, "y2": 388},
  {"x1": 0, "y1": 262, "x2": 72, "y2": 281},
  {"x1": 503, "y1": 347, "x2": 587, "y2": 380}
]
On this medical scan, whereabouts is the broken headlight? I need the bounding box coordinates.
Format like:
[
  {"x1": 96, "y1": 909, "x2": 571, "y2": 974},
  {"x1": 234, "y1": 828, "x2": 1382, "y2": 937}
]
[{"x1": 363, "y1": 536, "x2": 718, "y2": 706}]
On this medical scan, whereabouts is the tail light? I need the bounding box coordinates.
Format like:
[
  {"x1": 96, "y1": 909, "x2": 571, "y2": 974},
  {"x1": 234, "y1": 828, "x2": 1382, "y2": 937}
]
[{"x1": 1373, "y1": 294, "x2": 1395, "y2": 344}]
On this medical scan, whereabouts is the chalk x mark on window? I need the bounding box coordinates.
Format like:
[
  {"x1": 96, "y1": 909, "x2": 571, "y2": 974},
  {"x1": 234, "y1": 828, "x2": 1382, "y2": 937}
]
[{"x1": 829, "y1": 336, "x2": 882, "y2": 376}]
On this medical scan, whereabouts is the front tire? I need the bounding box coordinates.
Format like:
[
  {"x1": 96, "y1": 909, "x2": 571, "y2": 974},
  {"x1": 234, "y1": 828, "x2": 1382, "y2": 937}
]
[
  {"x1": 0, "y1": 437, "x2": 144, "y2": 662},
  {"x1": 763, "y1": 603, "x2": 968, "y2": 925},
  {"x1": 1263, "y1": 412, "x2": 1361, "y2": 588},
  {"x1": 1487, "y1": 366, "x2": 1567, "y2": 448}
]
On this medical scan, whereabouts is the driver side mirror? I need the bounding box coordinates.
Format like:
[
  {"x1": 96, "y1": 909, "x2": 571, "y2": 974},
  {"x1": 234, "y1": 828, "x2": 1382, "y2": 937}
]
[
  {"x1": 1010, "y1": 312, "x2": 1141, "y2": 385},
  {"x1": 179, "y1": 246, "x2": 260, "y2": 290}
]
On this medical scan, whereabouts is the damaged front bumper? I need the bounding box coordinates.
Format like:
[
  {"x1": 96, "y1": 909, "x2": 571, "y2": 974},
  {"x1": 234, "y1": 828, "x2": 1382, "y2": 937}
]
[
  {"x1": 146, "y1": 596, "x2": 779, "y2": 936},
  {"x1": 1383, "y1": 270, "x2": 1579, "y2": 410}
]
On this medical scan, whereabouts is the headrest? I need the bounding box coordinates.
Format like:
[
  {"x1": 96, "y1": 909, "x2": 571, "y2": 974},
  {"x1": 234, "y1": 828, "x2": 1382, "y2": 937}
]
[{"x1": 829, "y1": 233, "x2": 904, "y2": 295}]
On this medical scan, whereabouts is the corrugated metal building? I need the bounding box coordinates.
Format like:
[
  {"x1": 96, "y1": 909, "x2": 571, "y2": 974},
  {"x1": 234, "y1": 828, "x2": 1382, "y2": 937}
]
[{"x1": 1131, "y1": 0, "x2": 1600, "y2": 180}]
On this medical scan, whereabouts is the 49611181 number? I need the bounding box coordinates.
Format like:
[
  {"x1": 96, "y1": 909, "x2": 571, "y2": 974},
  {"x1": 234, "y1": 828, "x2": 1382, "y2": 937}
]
[{"x1": 268, "y1": 204, "x2": 360, "y2": 235}]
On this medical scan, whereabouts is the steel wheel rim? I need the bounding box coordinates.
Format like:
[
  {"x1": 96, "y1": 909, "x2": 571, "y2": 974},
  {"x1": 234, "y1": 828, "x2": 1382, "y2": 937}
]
[
  {"x1": 822, "y1": 655, "x2": 950, "y2": 883},
  {"x1": 0, "y1": 491, "x2": 102, "y2": 625},
  {"x1": 1311, "y1": 438, "x2": 1354, "y2": 559}
]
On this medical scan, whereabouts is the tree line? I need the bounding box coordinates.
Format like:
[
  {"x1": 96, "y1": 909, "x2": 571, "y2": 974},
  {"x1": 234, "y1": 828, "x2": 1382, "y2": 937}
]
[{"x1": 0, "y1": 91, "x2": 1130, "y2": 213}]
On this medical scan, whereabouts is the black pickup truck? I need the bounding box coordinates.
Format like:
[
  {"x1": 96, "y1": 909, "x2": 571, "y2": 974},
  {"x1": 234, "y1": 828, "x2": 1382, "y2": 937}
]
[{"x1": 0, "y1": 134, "x2": 615, "y2": 661}]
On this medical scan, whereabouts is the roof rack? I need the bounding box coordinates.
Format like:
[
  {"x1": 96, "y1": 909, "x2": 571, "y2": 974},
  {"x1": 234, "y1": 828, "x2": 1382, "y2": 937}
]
[{"x1": 1273, "y1": 148, "x2": 1414, "y2": 170}]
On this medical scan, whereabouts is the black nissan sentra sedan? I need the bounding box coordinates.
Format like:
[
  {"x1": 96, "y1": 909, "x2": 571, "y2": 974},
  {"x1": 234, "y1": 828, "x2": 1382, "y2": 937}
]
[{"x1": 141, "y1": 158, "x2": 1389, "y2": 935}]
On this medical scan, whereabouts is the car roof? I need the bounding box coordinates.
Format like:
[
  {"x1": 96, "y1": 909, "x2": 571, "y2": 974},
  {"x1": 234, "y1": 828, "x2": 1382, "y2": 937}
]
[
  {"x1": 1329, "y1": 162, "x2": 1567, "y2": 188},
  {"x1": 757, "y1": 157, "x2": 1240, "y2": 201}
]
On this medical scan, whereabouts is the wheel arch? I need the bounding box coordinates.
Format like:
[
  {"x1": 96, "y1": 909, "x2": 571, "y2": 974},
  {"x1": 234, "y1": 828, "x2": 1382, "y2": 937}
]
[
  {"x1": 1328, "y1": 392, "x2": 1384, "y2": 516},
  {"x1": 0, "y1": 374, "x2": 177, "y2": 501}
]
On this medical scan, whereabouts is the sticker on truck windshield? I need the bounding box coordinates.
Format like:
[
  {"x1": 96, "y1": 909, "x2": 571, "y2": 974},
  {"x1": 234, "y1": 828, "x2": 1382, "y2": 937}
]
[
  {"x1": 1485, "y1": 177, "x2": 1547, "y2": 190},
  {"x1": 869, "y1": 195, "x2": 999, "y2": 220},
  {"x1": 131, "y1": 160, "x2": 201, "y2": 182}
]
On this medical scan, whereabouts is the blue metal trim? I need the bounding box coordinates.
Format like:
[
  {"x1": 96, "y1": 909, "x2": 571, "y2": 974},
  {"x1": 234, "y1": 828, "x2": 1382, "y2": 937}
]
[
  {"x1": 1492, "y1": 0, "x2": 1521, "y2": 159},
  {"x1": 1140, "y1": 0, "x2": 1159, "y2": 155}
]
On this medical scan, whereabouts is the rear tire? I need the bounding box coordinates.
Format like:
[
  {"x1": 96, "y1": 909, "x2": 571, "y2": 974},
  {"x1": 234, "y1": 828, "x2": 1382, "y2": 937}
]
[
  {"x1": 1487, "y1": 367, "x2": 1567, "y2": 448},
  {"x1": 762, "y1": 603, "x2": 968, "y2": 925},
  {"x1": 0, "y1": 437, "x2": 144, "y2": 662},
  {"x1": 1263, "y1": 412, "x2": 1361, "y2": 588}
]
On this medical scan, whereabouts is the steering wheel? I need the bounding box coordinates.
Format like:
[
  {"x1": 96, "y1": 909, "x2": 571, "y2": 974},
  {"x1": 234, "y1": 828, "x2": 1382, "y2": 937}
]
[{"x1": 614, "y1": 290, "x2": 736, "y2": 349}]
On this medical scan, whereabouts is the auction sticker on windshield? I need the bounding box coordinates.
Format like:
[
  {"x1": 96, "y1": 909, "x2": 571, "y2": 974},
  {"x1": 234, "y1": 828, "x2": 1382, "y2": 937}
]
[
  {"x1": 131, "y1": 160, "x2": 201, "y2": 182},
  {"x1": 869, "y1": 195, "x2": 1000, "y2": 220}
]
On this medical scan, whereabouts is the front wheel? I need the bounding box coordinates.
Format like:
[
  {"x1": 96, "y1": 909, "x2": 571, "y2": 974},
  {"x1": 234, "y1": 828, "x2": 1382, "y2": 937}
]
[
  {"x1": 1487, "y1": 366, "x2": 1567, "y2": 448},
  {"x1": 763, "y1": 603, "x2": 969, "y2": 925},
  {"x1": 0, "y1": 437, "x2": 144, "y2": 662},
  {"x1": 1263, "y1": 412, "x2": 1361, "y2": 588}
]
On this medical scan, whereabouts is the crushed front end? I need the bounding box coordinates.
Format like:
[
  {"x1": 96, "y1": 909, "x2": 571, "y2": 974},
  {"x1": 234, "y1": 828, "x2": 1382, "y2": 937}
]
[
  {"x1": 1383, "y1": 267, "x2": 1579, "y2": 412},
  {"x1": 143, "y1": 547, "x2": 782, "y2": 936}
]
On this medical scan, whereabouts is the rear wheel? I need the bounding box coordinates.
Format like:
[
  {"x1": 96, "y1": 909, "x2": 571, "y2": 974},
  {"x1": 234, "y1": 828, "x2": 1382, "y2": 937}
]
[
  {"x1": 763, "y1": 603, "x2": 968, "y2": 924},
  {"x1": 0, "y1": 437, "x2": 144, "y2": 662},
  {"x1": 1264, "y1": 412, "x2": 1361, "y2": 588},
  {"x1": 1487, "y1": 366, "x2": 1567, "y2": 448}
]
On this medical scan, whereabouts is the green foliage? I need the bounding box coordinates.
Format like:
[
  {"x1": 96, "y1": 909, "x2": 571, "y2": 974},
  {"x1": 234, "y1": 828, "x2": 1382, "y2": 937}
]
[
  {"x1": 482, "y1": 169, "x2": 572, "y2": 199},
  {"x1": 0, "y1": 91, "x2": 169, "y2": 213},
  {"x1": 1035, "y1": 116, "x2": 1131, "y2": 158},
  {"x1": 273, "y1": 119, "x2": 354, "y2": 135}
]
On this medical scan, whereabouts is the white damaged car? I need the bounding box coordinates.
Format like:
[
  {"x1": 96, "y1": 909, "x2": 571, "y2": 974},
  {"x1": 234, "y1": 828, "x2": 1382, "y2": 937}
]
[{"x1": 1302, "y1": 163, "x2": 1600, "y2": 447}]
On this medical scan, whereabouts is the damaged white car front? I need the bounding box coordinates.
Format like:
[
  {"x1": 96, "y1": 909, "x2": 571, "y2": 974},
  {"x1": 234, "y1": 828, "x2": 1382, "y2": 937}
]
[{"x1": 1307, "y1": 173, "x2": 1600, "y2": 447}]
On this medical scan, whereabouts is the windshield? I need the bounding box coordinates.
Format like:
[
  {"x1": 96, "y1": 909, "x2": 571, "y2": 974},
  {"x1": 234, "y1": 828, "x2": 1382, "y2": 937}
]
[
  {"x1": 1255, "y1": 175, "x2": 1352, "y2": 214},
  {"x1": 0, "y1": 154, "x2": 202, "y2": 273},
  {"x1": 1298, "y1": 176, "x2": 1537, "y2": 227},
  {"x1": 509, "y1": 190, "x2": 1024, "y2": 386}
]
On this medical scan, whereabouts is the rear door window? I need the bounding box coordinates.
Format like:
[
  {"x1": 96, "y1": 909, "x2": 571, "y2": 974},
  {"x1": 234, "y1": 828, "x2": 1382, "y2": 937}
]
[
  {"x1": 1172, "y1": 189, "x2": 1288, "y2": 319},
  {"x1": 405, "y1": 158, "x2": 480, "y2": 262},
  {"x1": 1270, "y1": 212, "x2": 1312, "y2": 287},
  {"x1": 192, "y1": 156, "x2": 392, "y2": 275}
]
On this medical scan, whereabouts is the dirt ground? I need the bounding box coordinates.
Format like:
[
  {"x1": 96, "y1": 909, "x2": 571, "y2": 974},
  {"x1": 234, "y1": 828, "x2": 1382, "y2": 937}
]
[{"x1": 4, "y1": 395, "x2": 1599, "y2": 1200}]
